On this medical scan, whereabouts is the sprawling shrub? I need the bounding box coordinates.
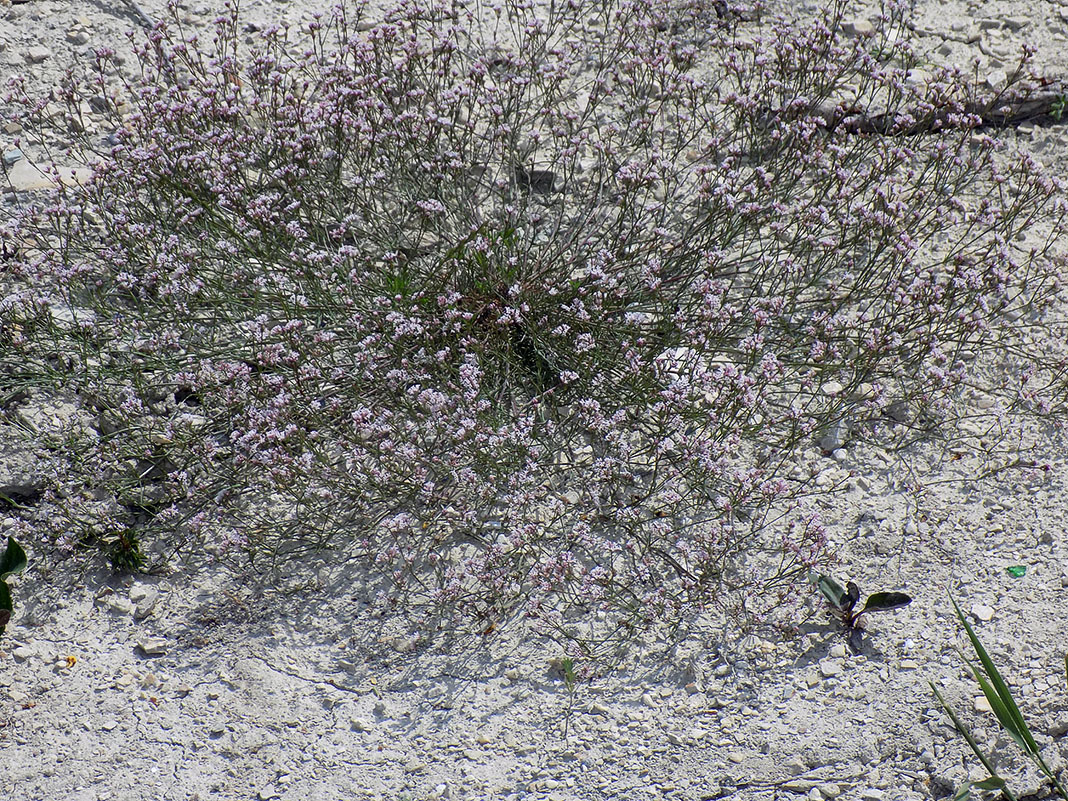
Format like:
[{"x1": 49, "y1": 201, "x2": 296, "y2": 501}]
[{"x1": 3, "y1": 0, "x2": 1065, "y2": 655}]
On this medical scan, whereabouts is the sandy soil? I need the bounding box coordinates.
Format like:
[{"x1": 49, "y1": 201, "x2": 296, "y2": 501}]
[{"x1": 1, "y1": 1, "x2": 1067, "y2": 799}]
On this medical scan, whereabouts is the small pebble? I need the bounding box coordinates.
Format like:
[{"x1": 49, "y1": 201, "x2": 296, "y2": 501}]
[
  {"x1": 843, "y1": 19, "x2": 874, "y2": 37},
  {"x1": 2, "y1": 149, "x2": 22, "y2": 167},
  {"x1": 819, "y1": 659, "x2": 844, "y2": 677},
  {"x1": 24, "y1": 46, "x2": 51, "y2": 64},
  {"x1": 136, "y1": 638, "x2": 168, "y2": 656},
  {"x1": 12, "y1": 646, "x2": 34, "y2": 661},
  {"x1": 974, "y1": 696, "x2": 993, "y2": 713},
  {"x1": 970, "y1": 604, "x2": 995, "y2": 622},
  {"x1": 105, "y1": 597, "x2": 135, "y2": 615}
]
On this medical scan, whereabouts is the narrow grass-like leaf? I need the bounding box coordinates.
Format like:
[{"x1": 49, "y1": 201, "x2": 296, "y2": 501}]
[
  {"x1": 931, "y1": 680, "x2": 1015, "y2": 801},
  {"x1": 951, "y1": 597, "x2": 1040, "y2": 757},
  {"x1": 950, "y1": 597, "x2": 1068, "y2": 799}
]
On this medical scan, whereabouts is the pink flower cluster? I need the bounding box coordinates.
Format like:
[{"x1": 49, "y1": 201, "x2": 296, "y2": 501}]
[{"x1": 5, "y1": 0, "x2": 1065, "y2": 655}]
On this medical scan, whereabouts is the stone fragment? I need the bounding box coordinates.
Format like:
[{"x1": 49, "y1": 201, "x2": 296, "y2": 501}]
[
  {"x1": 0, "y1": 443, "x2": 47, "y2": 500},
  {"x1": 12, "y1": 645, "x2": 33, "y2": 661},
  {"x1": 2, "y1": 149, "x2": 21, "y2": 167},
  {"x1": 819, "y1": 659, "x2": 844, "y2": 677},
  {"x1": 134, "y1": 591, "x2": 158, "y2": 620},
  {"x1": 970, "y1": 604, "x2": 995, "y2": 622},
  {"x1": 822, "y1": 381, "x2": 845, "y2": 396},
  {"x1": 1048, "y1": 714, "x2": 1068, "y2": 737},
  {"x1": 819, "y1": 420, "x2": 849, "y2": 451},
  {"x1": 137, "y1": 638, "x2": 168, "y2": 656},
  {"x1": 24, "y1": 46, "x2": 51, "y2": 64},
  {"x1": 3, "y1": 160, "x2": 93, "y2": 191},
  {"x1": 985, "y1": 70, "x2": 1008, "y2": 91},
  {"x1": 105, "y1": 596, "x2": 135, "y2": 615},
  {"x1": 66, "y1": 30, "x2": 90, "y2": 45},
  {"x1": 842, "y1": 19, "x2": 874, "y2": 36},
  {"x1": 974, "y1": 696, "x2": 993, "y2": 713}
]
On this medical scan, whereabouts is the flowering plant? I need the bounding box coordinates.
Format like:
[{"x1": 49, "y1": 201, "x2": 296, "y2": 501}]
[{"x1": 3, "y1": 0, "x2": 1065, "y2": 656}]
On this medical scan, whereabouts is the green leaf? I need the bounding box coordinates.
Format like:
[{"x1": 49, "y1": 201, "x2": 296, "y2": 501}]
[
  {"x1": 972, "y1": 777, "x2": 1006, "y2": 790},
  {"x1": 562, "y1": 657, "x2": 576, "y2": 692},
  {"x1": 0, "y1": 581, "x2": 11, "y2": 637},
  {"x1": 930, "y1": 680, "x2": 1009, "y2": 792},
  {"x1": 0, "y1": 538, "x2": 27, "y2": 639},
  {"x1": 951, "y1": 784, "x2": 971, "y2": 801},
  {"x1": 855, "y1": 591, "x2": 911, "y2": 617},
  {"x1": 845, "y1": 581, "x2": 860, "y2": 613},
  {"x1": 950, "y1": 596, "x2": 1042, "y2": 759},
  {"x1": 0, "y1": 536, "x2": 27, "y2": 580},
  {"x1": 817, "y1": 574, "x2": 851, "y2": 610}
]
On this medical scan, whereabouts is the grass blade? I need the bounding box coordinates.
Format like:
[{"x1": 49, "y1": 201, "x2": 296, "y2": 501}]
[
  {"x1": 950, "y1": 597, "x2": 1068, "y2": 799},
  {"x1": 950, "y1": 596, "x2": 1041, "y2": 757},
  {"x1": 962, "y1": 654, "x2": 1031, "y2": 755},
  {"x1": 931, "y1": 680, "x2": 1015, "y2": 801}
]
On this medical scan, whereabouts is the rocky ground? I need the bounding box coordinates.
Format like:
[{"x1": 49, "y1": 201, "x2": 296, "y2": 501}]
[{"x1": 1, "y1": 0, "x2": 1068, "y2": 800}]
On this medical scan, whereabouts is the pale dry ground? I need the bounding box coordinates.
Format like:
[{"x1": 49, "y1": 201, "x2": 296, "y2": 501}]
[{"x1": 1, "y1": 1, "x2": 1067, "y2": 800}]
